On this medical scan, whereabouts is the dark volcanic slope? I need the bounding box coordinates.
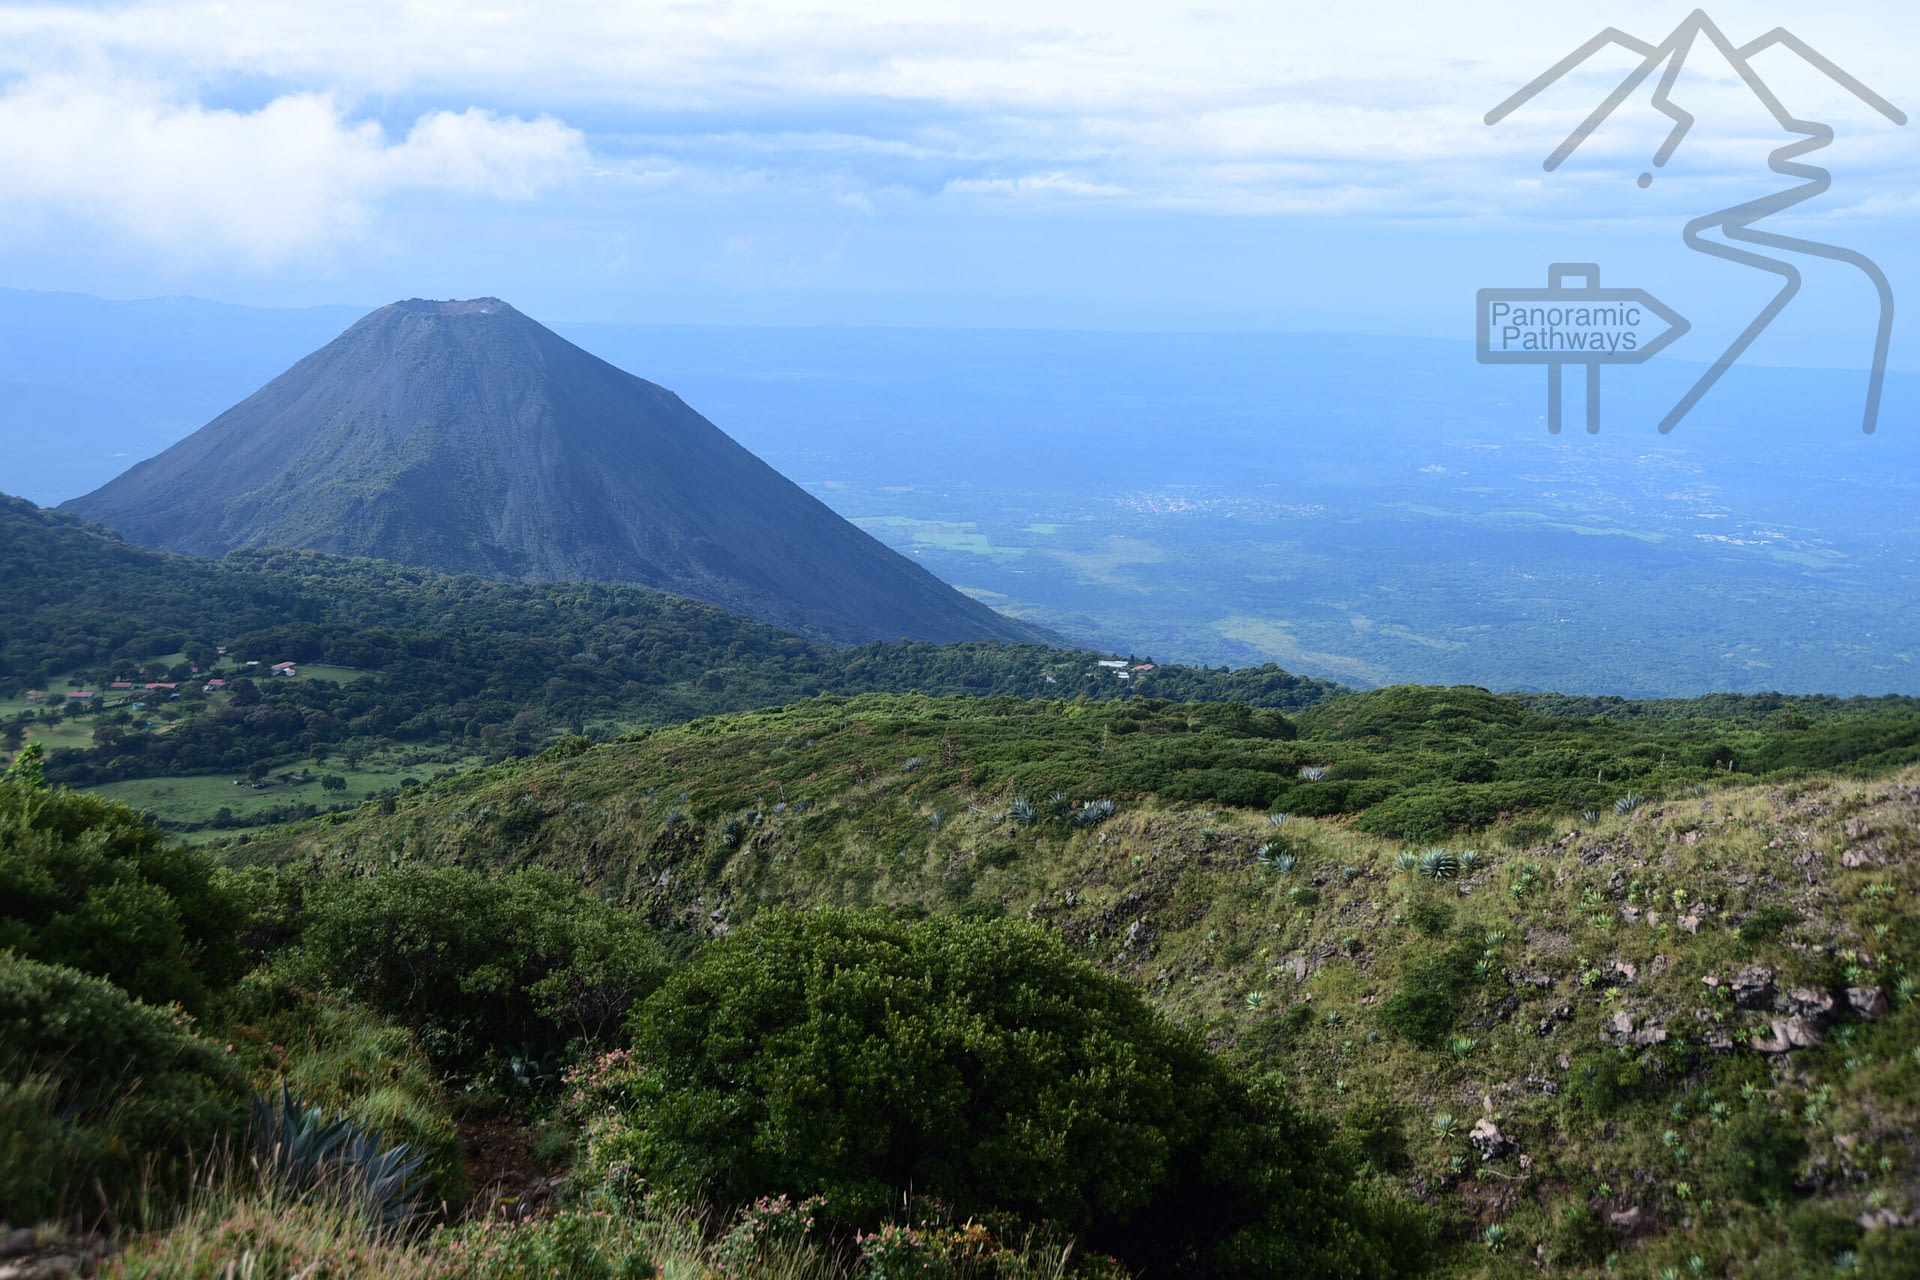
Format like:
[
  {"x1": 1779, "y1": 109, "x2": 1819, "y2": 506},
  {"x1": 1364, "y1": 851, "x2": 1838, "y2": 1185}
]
[{"x1": 62, "y1": 299, "x2": 1051, "y2": 645}]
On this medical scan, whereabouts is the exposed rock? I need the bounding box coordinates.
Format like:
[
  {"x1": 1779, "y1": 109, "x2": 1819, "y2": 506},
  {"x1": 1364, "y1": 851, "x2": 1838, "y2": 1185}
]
[
  {"x1": 1608, "y1": 1206, "x2": 1643, "y2": 1230},
  {"x1": 1609, "y1": 1010, "x2": 1637, "y2": 1041},
  {"x1": 1608, "y1": 960, "x2": 1639, "y2": 984},
  {"x1": 1123, "y1": 918, "x2": 1153, "y2": 951},
  {"x1": 1730, "y1": 965, "x2": 1776, "y2": 1010},
  {"x1": 1841, "y1": 848, "x2": 1882, "y2": 869},
  {"x1": 1649, "y1": 954, "x2": 1673, "y2": 980},
  {"x1": 1621, "y1": 905, "x2": 1641, "y2": 925},
  {"x1": 1781, "y1": 988, "x2": 1836, "y2": 1028},
  {"x1": 1751, "y1": 1021, "x2": 1794, "y2": 1054},
  {"x1": 1467, "y1": 1117, "x2": 1515, "y2": 1162},
  {"x1": 1844, "y1": 815, "x2": 1871, "y2": 840},
  {"x1": 1846, "y1": 986, "x2": 1890, "y2": 1020},
  {"x1": 0, "y1": 1234, "x2": 34, "y2": 1263},
  {"x1": 1511, "y1": 969, "x2": 1555, "y2": 990},
  {"x1": 1630, "y1": 1023, "x2": 1670, "y2": 1047}
]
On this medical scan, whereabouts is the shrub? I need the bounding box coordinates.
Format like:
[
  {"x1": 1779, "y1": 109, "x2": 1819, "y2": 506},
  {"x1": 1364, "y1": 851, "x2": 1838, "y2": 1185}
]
[
  {"x1": 1378, "y1": 937, "x2": 1481, "y2": 1048},
  {"x1": 1547, "y1": 1202, "x2": 1609, "y2": 1267},
  {"x1": 0, "y1": 953, "x2": 249, "y2": 1223},
  {"x1": 1786, "y1": 1204, "x2": 1864, "y2": 1262},
  {"x1": 601, "y1": 908, "x2": 1426, "y2": 1278},
  {"x1": 291, "y1": 866, "x2": 670, "y2": 1075},
  {"x1": 0, "y1": 778, "x2": 242, "y2": 1010},
  {"x1": 1736, "y1": 905, "x2": 1800, "y2": 947},
  {"x1": 1709, "y1": 1109, "x2": 1808, "y2": 1204},
  {"x1": 1562, "y1": 1050, "x2": 1650, "y2": 1119},
  {"x1": 1343, "y1": 1098, "x2": 1410, "y2": 1174},
  {"x1": 1406, "y1": 899, "x2": 1454, "y2": 938}
]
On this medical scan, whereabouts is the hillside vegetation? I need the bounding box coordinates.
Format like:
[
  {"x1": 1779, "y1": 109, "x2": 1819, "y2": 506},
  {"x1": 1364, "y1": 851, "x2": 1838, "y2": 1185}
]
[
  {"x1": 199, "y1": 687, "x2": 1920, "y2": 1276},
  {"x1": 0, "y1": 495, "x2": 1338, "y2": 828}
]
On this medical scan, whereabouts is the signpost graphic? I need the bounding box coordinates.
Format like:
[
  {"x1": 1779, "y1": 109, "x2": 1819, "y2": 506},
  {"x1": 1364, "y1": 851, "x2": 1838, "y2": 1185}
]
[{"x1": 1477, "y1": 264, "x2": 1689, "y2": 434}]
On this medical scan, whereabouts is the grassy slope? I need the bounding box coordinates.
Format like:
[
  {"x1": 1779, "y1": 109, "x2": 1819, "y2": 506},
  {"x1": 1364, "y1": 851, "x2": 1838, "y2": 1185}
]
[{"x1": 240, "y1": 690, "x2": 1920, "y2": 1276}]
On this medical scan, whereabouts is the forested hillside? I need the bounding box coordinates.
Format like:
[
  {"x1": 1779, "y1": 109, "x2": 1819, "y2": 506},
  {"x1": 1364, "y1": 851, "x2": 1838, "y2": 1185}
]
[{"x1": 0, "y1": 496, "x2": 1340, "y2": 828}]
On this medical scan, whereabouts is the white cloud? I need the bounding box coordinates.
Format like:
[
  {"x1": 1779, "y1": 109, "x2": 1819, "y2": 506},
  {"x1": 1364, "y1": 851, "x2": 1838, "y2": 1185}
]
[
  {"x1": 943, "y1": 172, "x2": 1127, "y2": 197},
  {"x1": 0, "y1": 76, "x2": 586, "y2": 264},
  {"x1": 0, "y1": 0, "x2": 1908, "y2": 264}
]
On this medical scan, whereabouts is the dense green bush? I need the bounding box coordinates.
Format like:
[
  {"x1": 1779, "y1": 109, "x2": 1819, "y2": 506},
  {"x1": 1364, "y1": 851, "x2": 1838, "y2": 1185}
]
[
  {"x1": 0, "y1": 953, "x2": 249, "y2": 1222},
  {"x1": 597, "y1": 908, "x2": 1432, "y2": 1278},
  {"x1": 0, "y1": 776, "x2": 242, "y2": 1011},
  {"x1": 1710, "y1": 1109, "x2": 1809, "y2": 1204},
  {"x1": 1377, "y1": 934, "x2": 1481, "y2": 1048},
  {"x1": 291, "y1": 865, "x2": 670, "y2": 1075}
]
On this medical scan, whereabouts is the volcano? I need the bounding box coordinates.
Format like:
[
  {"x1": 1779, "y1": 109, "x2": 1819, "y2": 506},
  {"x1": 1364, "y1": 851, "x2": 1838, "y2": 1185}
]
[{"x1": 62, "y1": 298, "x2": 1053, "y2": 645}]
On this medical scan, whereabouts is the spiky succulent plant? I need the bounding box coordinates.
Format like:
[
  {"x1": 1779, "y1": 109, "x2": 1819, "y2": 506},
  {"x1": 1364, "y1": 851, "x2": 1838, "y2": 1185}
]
[
  {"x1": 252, "y1": 1085, "x2": 427, "y2": 1233},
  {"x1": 1614, "y1": 792, "x2": 1647, "y2": 815},
  {"x1": 1256, "y1": 843, "x2": 1297, "y2": 874},
  {"x1": 1417, "y1": 848, "x2": 1461, "y2": 881},
  {"x1": 1073, "y1": 798, "x2": 1117, "y2": 828}
]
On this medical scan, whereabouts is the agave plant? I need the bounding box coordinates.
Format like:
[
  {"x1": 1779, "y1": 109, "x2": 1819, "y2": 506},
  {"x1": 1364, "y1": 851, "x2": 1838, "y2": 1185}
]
[
  {"x1": 1298, "y1": 766, "x2": 1328, "y2": 782},
  {"x1": 1417, "y1": 848, "x2": 1461, "y2": 881},
  {"x1": 1073, "y1": 798, "x2": 1118, "y2": 828},
  {"x1": 1580, "y1": 808, "x2": 1601, "y2": 826},
  {"x1": 1008, "y1": 796, "x2": 1038, "y2": 826},
  {"x1": 1457, "y1": 850, "x2": 1481, "y2": 874},
  {"x1": 1394, "y1": 851, "x2": 1419, "y2": 872},
  {"x1": 1614, "y1": 792, "x2": 1647, "y2": 816},
  {"x1": 1431, "y1": 1112, "x2": 1457, "y2": 1138},
  {"x1": 1256, "y1": 843, "x2": 1297, "y2": 874},
  {"x1": 1265, "y1": 811, "x2": 1293, "y2": 828},
  {"x1": 253, "y1": 1085, "x2": 427, "y2": 1233}
]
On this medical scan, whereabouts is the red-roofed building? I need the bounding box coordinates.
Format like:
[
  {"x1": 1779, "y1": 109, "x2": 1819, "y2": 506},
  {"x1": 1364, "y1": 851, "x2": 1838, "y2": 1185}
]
[{"x1": 108, "y1": 681, "x2": 134, "y2": 690}]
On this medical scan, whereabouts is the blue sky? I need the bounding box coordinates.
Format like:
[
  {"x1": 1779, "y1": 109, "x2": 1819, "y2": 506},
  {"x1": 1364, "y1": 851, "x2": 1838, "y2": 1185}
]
[{"x1": 0, "y1": 0, "x2": 1912, "y2": 363}]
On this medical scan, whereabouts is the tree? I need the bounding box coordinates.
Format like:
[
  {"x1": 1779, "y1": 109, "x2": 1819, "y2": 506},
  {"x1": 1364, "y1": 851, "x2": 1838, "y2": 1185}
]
[{"x1": 320, "y1": 774, "x2": 347, "y2": 793}]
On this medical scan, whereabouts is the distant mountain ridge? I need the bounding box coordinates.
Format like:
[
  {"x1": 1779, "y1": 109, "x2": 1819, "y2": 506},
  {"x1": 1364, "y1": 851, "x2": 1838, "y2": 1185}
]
[{"x1": 62, "y1": 298, "x2": 1053, "y2": 646}]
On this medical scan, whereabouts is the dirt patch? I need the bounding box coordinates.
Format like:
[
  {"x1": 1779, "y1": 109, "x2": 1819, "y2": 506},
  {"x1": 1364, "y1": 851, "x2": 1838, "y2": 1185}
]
[{"x1": 458, "y1": 1115, "x2": 561, "y2": 1222}]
